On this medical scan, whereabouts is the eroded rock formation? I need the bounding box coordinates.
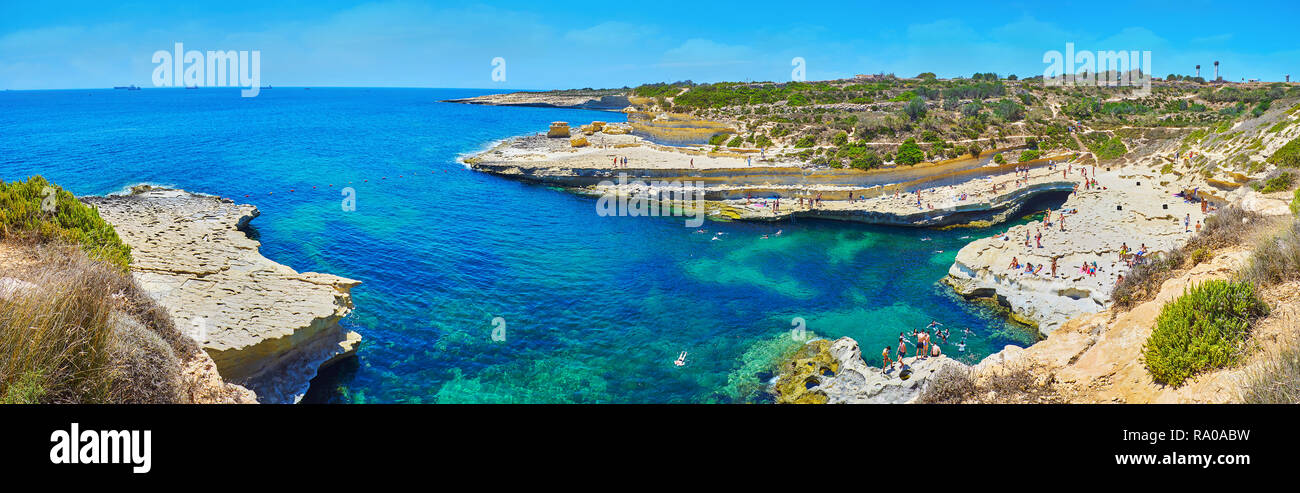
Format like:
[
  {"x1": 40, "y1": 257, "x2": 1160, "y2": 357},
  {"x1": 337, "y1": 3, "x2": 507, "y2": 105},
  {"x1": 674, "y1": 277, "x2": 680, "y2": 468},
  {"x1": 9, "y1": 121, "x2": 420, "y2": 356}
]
[
  {"x1": 85, "y1": 188, "x2": 361, "y2": 403},
  {"x1": 774, "y1": 337, "x2": 963, "y2": 404}
]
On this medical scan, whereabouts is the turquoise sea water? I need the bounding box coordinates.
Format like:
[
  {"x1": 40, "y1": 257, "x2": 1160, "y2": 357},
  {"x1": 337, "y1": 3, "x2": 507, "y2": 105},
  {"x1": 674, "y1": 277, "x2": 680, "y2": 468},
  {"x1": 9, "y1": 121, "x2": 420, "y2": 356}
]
[{"x1": 0, "y1": 87, "x2": 1046, "y2": 403}]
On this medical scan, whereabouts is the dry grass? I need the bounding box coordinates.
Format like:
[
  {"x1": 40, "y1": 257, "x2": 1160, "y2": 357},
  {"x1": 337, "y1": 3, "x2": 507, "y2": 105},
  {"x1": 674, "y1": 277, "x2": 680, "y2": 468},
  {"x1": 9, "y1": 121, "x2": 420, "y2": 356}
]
[
  {"x1": 918, "y1": 362, "x2": 1061, "y2": 404},
  {"x1": 1241, "y1": 328, "x2": 1300, "y2": 404},
  {"x1": 1239, "y1": 221, "x2": 1300, "y2": 288},
  {"x1": 1236, "y1": 222, "x2": 1300, "y2": 403},
  {"x1": 0, "y1": 244, "x2": 197, "y2": 403}
]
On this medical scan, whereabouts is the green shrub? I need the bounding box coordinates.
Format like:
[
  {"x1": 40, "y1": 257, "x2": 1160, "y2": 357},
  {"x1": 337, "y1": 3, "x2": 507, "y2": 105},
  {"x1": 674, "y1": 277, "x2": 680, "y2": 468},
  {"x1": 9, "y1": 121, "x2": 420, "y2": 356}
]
[
  {"x1": 903, "y1": 96, "x2": 927, "y2": 121},
  {"x1": 0, "y1": 176, "x2": 130, "y2": 269},
  {"x1": 1083, "y1": 133, "x2": 1128, "y2": 160},
  {"x1": 895, "y1": 138, "x2": 925, "y2": 165},
  {"x1": 727, "y1": 136, "x2": 744, "y2": 147},
  {"x1": 708, "y1": 133, "x2": 729, "y2": 146},
  {"x1": 1142, "y1": 280, "x2": 1269, "y2": 387},
  {"x1": 1018, "y1": 149, "x2": 1042, "y2": 162},
  {"x1": 832, "y1": 132, "x2": 848, "y2": 146},
  {"x1": 1292, "y1": 189, "x2": 1300, "y2": 216},
  {"x1": 1269, "y1": 137, "x2": 1300, "y2": 167},
  {"x1": 793, "y1": 135, "x2": 817, "y2": 148},
  {"x1": 993, "y1": 153, "x2": 1005, "y2": 164},
  {"x1": 1259, "y1": 172, "x2": 1294, "y2": 193}
]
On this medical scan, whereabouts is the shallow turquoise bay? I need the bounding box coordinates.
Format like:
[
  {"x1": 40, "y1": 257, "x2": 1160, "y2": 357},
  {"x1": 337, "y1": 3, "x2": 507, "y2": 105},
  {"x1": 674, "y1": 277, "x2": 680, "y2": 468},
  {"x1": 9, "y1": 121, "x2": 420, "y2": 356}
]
[{"x1": 0, "y1": 87, "x2": 1044, "y2": 403}]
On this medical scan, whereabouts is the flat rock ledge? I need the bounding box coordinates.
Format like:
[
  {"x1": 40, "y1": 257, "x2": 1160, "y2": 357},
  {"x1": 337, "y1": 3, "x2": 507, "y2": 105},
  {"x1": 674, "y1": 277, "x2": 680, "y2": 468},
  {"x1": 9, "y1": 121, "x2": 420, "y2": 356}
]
[
  {"x1": 774, "y1": 337, "x2": 964, "y2": 404},
  {"x1": 85, "y1": 188, "x2": 361, "y2": 404}
]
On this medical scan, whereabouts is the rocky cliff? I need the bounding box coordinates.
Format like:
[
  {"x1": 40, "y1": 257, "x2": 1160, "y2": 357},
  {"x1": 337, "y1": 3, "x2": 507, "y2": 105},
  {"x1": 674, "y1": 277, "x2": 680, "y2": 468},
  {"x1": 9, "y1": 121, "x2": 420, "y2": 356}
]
[
  {"x1": 774, "y1": 337, "x2": 964, "y2": 404},
  {"x1": 443, "y1": 92, "x2": 630, "y2": 110},
  {"x1": 85, "y1": 188, "x2": 361, "y2": 404}
]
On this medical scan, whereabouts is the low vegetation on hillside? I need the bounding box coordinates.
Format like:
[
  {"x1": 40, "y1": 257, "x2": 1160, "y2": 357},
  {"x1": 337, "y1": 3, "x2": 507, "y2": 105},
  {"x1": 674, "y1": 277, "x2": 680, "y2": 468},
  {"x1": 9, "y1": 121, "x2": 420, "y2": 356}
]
[
  {"x1": 0, "y1": 176, "x2": 131, "y2": 269},
  {"x1": 1, "y1": 177, "x2": 195, "y2": 403},
  {"x1": 1142, "y1": 280, "x2": 1269, "y2": 387},
  {"x1": 1112, "y1": 206, "x2": 1262, "y2": 308}
]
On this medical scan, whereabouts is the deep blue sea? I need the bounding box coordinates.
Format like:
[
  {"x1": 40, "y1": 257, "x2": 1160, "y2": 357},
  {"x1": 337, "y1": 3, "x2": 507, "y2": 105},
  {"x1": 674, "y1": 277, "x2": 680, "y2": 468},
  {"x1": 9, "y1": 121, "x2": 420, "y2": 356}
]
[{"x1": 0, "y1": 87, "x2": 1043, "y2": 403}]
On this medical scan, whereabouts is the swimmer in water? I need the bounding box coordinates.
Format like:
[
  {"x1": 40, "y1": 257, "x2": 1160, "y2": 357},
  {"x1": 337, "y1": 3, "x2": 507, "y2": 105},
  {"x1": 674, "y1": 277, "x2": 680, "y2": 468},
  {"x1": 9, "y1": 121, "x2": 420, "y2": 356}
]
[
  {"x1": 957, "y1": 339, "x2": 966, "y2": 352},
  {"x1": 674, "y1": 351, "x2": 688, "y2": 367}
]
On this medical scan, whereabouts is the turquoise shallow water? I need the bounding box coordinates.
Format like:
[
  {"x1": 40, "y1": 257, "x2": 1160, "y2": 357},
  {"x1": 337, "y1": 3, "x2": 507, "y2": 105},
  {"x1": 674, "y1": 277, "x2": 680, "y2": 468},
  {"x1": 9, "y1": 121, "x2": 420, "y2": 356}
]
[{"x1": 0, "y1": 87, "x2": 1045, "y2": 403}]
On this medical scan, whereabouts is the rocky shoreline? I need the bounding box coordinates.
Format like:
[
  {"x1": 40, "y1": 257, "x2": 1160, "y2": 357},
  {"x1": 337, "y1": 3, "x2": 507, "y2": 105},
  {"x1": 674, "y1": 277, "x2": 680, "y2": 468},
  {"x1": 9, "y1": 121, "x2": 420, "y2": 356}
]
[
  {"x1": 774, "y1": 337, "x2": 964, "y2": 404},
  {"x1": 84, "y1": 187, "x2": 361, "y2": 404},
  {"x1": 442, "y1": 91, "x2": 631, "y2": 110},
  {"x1": 466, "y1": 128, "x2": 1075, "y2": 228}
]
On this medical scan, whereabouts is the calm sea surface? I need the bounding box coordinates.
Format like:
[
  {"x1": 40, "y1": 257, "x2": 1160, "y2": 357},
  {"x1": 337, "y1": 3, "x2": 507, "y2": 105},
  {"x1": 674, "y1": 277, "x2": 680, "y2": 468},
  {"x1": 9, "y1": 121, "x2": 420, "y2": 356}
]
[{"x1": 0, "y1": 87, "x2": 1044, "y2": 403}]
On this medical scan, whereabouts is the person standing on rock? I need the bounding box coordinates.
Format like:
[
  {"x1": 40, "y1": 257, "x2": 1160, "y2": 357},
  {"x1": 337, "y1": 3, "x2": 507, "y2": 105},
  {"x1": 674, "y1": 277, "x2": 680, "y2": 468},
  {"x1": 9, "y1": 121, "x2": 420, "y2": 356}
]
[
  {"x1": 882, "y1": 347, "x2": 893, "y2": 374},
  {"x1": 897, "y1": 335, "x2": 909, "y2": 368}
]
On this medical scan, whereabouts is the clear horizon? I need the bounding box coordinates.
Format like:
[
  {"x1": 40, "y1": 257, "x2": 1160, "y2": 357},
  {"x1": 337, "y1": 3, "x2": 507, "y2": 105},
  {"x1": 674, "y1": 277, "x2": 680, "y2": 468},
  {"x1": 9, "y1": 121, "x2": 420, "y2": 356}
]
[{"x1": 2, "y1": 1, "x2": 1298, "y2": 90}]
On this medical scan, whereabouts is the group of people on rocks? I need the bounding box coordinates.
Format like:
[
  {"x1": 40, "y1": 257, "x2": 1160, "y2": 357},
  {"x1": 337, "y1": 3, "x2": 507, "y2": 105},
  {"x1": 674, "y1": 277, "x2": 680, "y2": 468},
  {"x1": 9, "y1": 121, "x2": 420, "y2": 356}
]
[{"x1": 880, "y1": 322, "x2": 968, "y2": 374}]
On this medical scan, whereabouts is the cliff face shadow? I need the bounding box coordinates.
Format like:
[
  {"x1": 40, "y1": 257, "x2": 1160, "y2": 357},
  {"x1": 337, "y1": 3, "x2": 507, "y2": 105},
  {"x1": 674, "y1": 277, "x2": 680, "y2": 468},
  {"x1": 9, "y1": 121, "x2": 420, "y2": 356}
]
[
  {"x1": 301, "y1": 356, "x2": 359, "y2": 404},
  {"x1": 238, "y1": 223, "x2": 261, "y2": 241}
]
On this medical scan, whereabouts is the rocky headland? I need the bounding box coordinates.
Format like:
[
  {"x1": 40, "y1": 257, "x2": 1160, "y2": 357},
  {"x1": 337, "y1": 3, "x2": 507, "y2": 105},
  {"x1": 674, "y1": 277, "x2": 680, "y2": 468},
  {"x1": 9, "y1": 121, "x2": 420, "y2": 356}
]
[
  {"x1": 442, "y1": 91, "x2": 630, "y2": 110},
  {"x1": 84, "y1": 188, "x2": 361, "y2": 404},
  {"x1": 774, "y1": 337, "x2": 964, "y2": 404}
]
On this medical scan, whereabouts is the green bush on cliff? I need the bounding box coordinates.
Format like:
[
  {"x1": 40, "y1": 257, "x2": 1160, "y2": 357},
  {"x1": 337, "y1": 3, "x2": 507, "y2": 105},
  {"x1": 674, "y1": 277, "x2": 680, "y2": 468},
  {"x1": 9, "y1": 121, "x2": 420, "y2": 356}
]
[
  {"x1": 895, "y1": 138, "x2": 925, "y2": 165},
  {"x1": 1082, "y1": 133, "x2": 1128, "y2": 160},
  {"x1": 1142, "y1": 280, "x2": 1268, "y2": 387},
  {"x1": 0, "y1": 176, "x2": 131, "y2": 269},
  {"x1": 1018, "y1": 149, "x2": 1042, "y2": 162},
  {"x1": 1257, "y1": 172, "x2": 1294, "y2": 193},
  {"x1": 1292, "y1": 189, "x2": 1300, "y2": 216},
  {"x1": 1269, "y1": 137, "x2": 1300, "y2": 167}
]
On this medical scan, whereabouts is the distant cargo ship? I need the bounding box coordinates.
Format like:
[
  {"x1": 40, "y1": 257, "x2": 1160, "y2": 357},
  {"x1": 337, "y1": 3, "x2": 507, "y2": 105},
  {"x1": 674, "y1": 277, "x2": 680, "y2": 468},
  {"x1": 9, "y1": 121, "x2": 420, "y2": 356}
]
[{"x1": 112, "y1": 85, "x2": 141, "y2": 90}]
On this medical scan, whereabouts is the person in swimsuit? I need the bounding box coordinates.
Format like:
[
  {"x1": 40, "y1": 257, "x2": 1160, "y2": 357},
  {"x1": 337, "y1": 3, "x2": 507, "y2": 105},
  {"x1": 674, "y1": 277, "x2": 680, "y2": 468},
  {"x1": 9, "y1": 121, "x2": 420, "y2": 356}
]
[{"x1": 881, "y1": 347, "x2": 892, "y2": 373}]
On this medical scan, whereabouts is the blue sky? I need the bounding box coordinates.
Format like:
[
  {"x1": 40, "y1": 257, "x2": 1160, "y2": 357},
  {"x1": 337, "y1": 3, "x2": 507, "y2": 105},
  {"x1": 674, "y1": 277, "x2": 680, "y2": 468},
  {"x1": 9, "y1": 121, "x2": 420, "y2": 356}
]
[{"x1": 2, "y1": 0, "x2": 1297, "y2": 90}]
